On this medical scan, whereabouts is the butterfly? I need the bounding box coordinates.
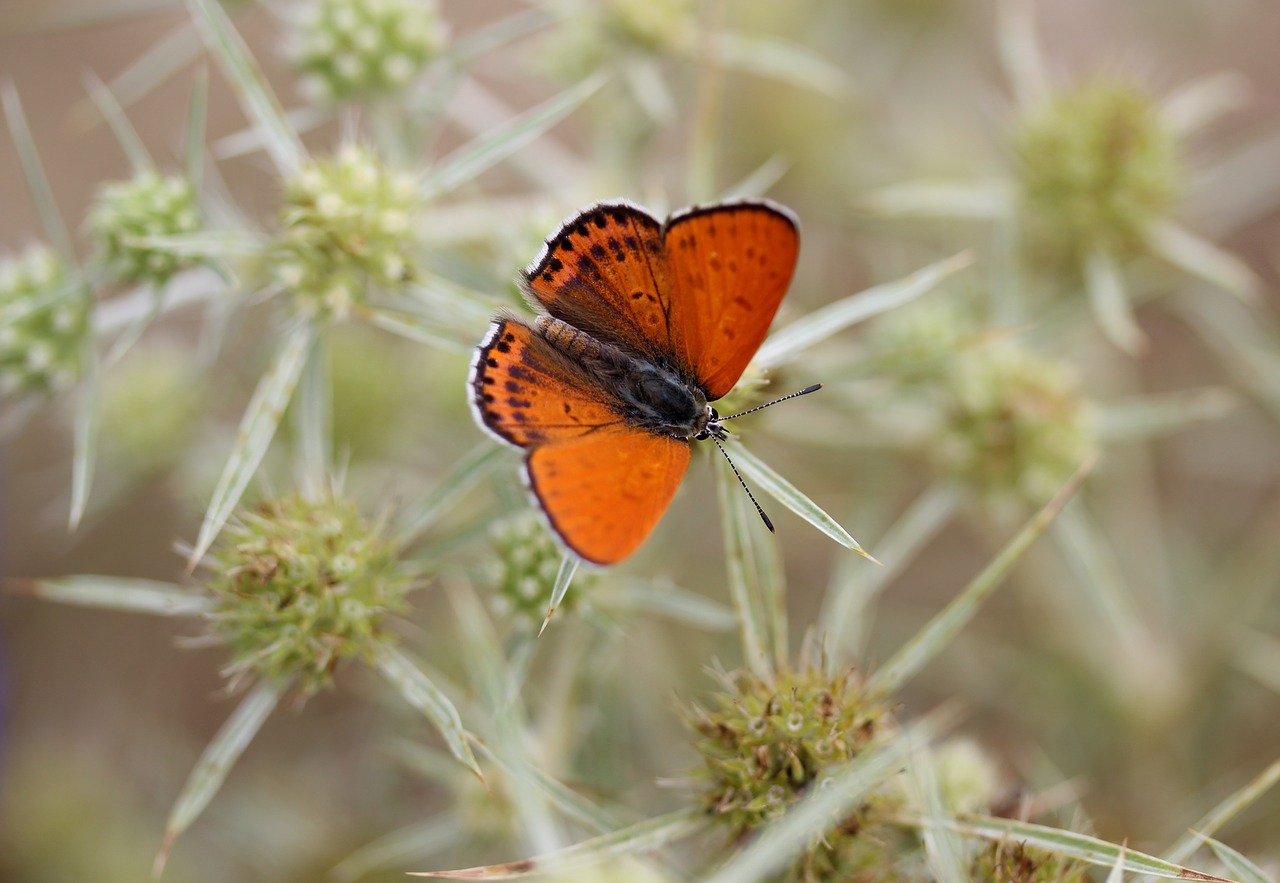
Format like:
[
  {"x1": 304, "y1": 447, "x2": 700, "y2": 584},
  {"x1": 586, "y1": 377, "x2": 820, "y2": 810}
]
[{"x1": 469, "y1": 198, "x2": 801, "y2": 566}]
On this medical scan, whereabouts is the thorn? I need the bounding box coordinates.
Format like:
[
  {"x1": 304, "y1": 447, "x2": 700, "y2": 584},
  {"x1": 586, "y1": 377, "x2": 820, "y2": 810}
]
[{"x1": 538, "y1": 606, "x2": 555, "y2": 636}]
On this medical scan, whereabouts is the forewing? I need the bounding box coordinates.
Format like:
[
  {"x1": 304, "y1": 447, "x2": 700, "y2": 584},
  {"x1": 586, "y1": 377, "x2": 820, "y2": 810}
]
[
  {"x1": 526, "y1": 426, "x2": 691, "y2": 565},
  {"x1": 664, "y1": 201, "x2": 799, "y2": 400},
  {"x1": 521, "y1": 200, "x2": 673, "y2": 361},
  {"x1": 469, "y1": 317, "x2": 625, "y2": 449}
]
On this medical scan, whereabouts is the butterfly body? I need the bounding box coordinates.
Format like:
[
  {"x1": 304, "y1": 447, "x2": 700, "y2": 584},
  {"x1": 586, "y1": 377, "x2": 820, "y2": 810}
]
[
  {"x1": 535, "y1": 316, "x2": 714, "y2": 441},
  {"x1": 470, "y1": 199, "x2": 799, "y2": 565}
]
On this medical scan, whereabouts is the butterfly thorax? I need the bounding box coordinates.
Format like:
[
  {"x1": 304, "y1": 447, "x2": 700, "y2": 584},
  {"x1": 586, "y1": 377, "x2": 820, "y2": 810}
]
[{"x1": 537, "y1": 315, "x2": 712, "y2": 440}]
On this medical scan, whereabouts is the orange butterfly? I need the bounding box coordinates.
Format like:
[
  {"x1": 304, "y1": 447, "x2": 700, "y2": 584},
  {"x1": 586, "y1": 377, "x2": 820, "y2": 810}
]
[{"x1": 469, "y1": 199, "x2": 801, "y2": 565}]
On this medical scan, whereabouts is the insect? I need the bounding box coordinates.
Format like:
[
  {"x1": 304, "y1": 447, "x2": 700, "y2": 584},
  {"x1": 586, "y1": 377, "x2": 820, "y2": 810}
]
[{"x1": 469, "y1": 198, "x2": 814, "y2": 565}]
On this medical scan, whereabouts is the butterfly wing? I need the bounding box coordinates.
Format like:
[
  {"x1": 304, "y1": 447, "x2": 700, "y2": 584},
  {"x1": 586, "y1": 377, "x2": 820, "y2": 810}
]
[
  {"x1": 470, "y1": 317, "x2": 691, "y2": 565},
  {"x1": 520, "y1": 200, "x2": 673, "y2": 363},
  {"x1": 527, "y1": 426, "x2": 690, "y2": 565},
  {"x1": 470, "y1": 316, "x2": 625, "y2": 448},
  {"x1": 663, "y1": 201, "x2": 799, "y2": 400}
]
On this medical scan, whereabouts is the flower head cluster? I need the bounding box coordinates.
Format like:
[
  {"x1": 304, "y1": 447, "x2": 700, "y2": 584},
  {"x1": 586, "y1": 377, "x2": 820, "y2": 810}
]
[
  {"x1": 290, "y1": 0, "x2": 447, "y2": 103},
  {"x1": 0, "y1": 244, "x2": 87, "y2": 398},
  {"x1": 683, "y1": 664, "x2": 894, "y2": 873},
  {"x1": 487, "y1": 510, "x2": 587, "y2": 624},
  {"x1": 603, "y1": 0, "x2": 695, "y2": 54},
  {"x1": 935, "y1": 343, "x2": 1095, "y2": 503},
  {"x1": 1014, "y1": 81, "x2": 1180, "y2": 270},
  {"x1": 87, "y1": 169, "x2": 201, "y2": 287},
  {"x1": 543, "y1": 0, "x2": 694, "y2": 80},
  {"x1": 207, "y1": 494, "x2": 412, "y2": 697},
  {"x1": 274, "y1": 144, "x2": 422, "y2": 320}
]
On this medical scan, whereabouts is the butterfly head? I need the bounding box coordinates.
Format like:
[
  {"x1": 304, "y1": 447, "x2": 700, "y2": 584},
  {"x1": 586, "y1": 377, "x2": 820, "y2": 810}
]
[{"x1": 693, "y1": 407, "x2": 729, "y2": 442}]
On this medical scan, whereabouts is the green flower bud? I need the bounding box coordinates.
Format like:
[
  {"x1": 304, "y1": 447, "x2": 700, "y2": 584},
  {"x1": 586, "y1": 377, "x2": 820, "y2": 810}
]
[
  {"x1": 275, "y1": 145, "x2": 423, "y2": 320},
  {"x1": 291, "y1": 0, "x2": 447, "y2": 103},
  {"x1": 1014, "y1": 81, "x2": 1180, "y2": 269},
  {"x1": 87, "y1": 169, "x2": 201, "y2": 287},
  {"x1": 487, "y1": 510, "x2": 589, "y2": 624},
  {"x1": 207, "y1": 494, "x2": 413, "y2": 697},
  {"x1": 936, "y1": 344, "x2": 1095, "y2": 503},
  {"x1": 680, "y1": 665, "x2": 890, "y2": 854},
  {"x1": 604, "y1": 0, "x2": 695, "y2": 54},
  {"x1": 0, "y1": 244, "x2": 87, "y2": 398}
]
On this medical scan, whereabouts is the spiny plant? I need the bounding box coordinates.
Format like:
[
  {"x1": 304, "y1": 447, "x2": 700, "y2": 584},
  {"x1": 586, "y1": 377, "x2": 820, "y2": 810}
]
[{"x1": 3, "y1": 0, "x2": 1280, "y2": 881}]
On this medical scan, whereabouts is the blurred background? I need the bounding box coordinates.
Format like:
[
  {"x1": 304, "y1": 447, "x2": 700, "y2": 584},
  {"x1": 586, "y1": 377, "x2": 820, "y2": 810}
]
[{"x1": 2, "y1": 0, "x2": 1280, "y2": 880}]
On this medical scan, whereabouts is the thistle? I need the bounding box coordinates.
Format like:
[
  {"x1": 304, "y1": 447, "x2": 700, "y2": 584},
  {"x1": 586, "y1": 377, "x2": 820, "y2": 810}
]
[
  {"x1": 1014, "y1": 81, "x2": 1180, "y2": 273},
  {"x1": 0, "y1": 243, "x2": 87, "y2": 398},
  {"x1": 970, "y1": 840, "x2": 1090, "y2": 883},
  {"x1": 682, "y1": 663, "x2": 901, "y2": 879},
  {"x1": 206, "y1": 493, "x2": 413, "y2": 697},
  {"x1": 87, "y1": 169, "x2": 201, "y2": 287},
  {"x1": 289, "y1": 0, "x2": 447, "y2": 103},
  {"x1": 487, "y1": 510, "x2": 588, "y2": 625},
  {"x1": 273, "y1": 144, "x2": 423, "y2": 320},
  {"x1": 935, "y1": 343, "x2": 1096, "y2": 504}
]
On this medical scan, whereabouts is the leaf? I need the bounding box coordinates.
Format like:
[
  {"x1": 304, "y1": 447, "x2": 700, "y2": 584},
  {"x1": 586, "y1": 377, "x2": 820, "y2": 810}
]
[
  {"x1": 1203, "y1": 836, "x2": 1276, "y2": 883},
  {"x1": 293, "y1": 335, "x2": 332, "y2": 502},
  {"x1": 2, "y1": 82, "x2": 75, "y2": 259},
  {"x1": 188, "y1": 322, "x2": 316, "y2": 569},
  {"x1": 184, "y1": 67, "x2": 209, "y2": 189},
  {"x1": 1160, "y1": 71, "x2": 1251, "y2": 137},
  {"x1": 922, "y1": 815, "x2": 1238, "y2": 882},
  {"x1": 755, "y1": 252, "x2": 972, "y2": 370},
  {"x1": 860, "y1": 180, "x2": 1014, "y2": 219},
  {"x1": 371, "y1": 643, "x2": 483, "y2": 782},
  {"x1": 1166, "y1": 753, "x2": 1280, "y2": 863},
  {"x1": 421, "y1": 72, "x2": 606, "y2": 198},
  {"x1": 538, "y1": 554, "x2": 579, "y2": 636},
  {"x1": 154, "y1": 678, "x2": 285, "y2": 876},
  {"x1": 185, "y1": 0, "x2": 305, "y2": 175},
  {"x1": 20, "y1": 576, "x2": 213, "y2": 616},
  {"x1": 409, "y1": 808, "x2": 704, "y2": 879},
  {"x1": 332, "y1": 816, "x2": 469, "y2": 883},
  {"x1": 821, "y1": 481, "x2": 960, "y2": 665},
  {"x1": 727, "y1": 441, "x2": 878, "y2": 562},
  {"x1": 721, "y1": 153, "x2": 791, "y2": 202},
  {"x1": 714, "y1": 455, "x2": 774, "y2": 679},
  {"x1": 127, "y1": 230, "x2": 267, "y2": 258},
  {"x1": 715, "y1": 32, "x2": 849, "y2": 98},
  {"x1": 1084, "y1": 248, "x2": 1145, "y2": 354},
  {"x1": 996, "y1": 0, "x2": 1050, "y2": 109},
  {"x1": 907, "y1": 744, "x2": 969, "y2": 883},
  {"x1": 1148, "y1": 221, "x2": 1260, "y2": 303},
  {"x1": 602, "y1": 579, "x2": 736, "y2": 631},
  {"x1": 868, "y1": 457, "x2": 1091, "y2": 698},
  {"x1": 68, "y1": 326, "x2": 100, "y2": 531},
  {"x1": 1096, "y1": 387, "x2": 1238, "y2": 441},
  {"x1": 354, "y1": 304, "x2": 474, "y2": 352},
  {"x1": 395, "y1": 445, "x2": 505, "y2": 547},
  {"x1": 83, "y1": 71, "x2": 152, "y2": 172}
]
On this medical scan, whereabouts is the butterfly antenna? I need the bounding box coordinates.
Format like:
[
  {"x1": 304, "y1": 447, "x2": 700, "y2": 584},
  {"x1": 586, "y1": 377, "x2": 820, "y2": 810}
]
[
  {"x1": 710, "y1": 434, "x2": 775, "y2": 533},
  {"x1": 718, "y1": 384, "x2": 823, "y2": 422}
]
